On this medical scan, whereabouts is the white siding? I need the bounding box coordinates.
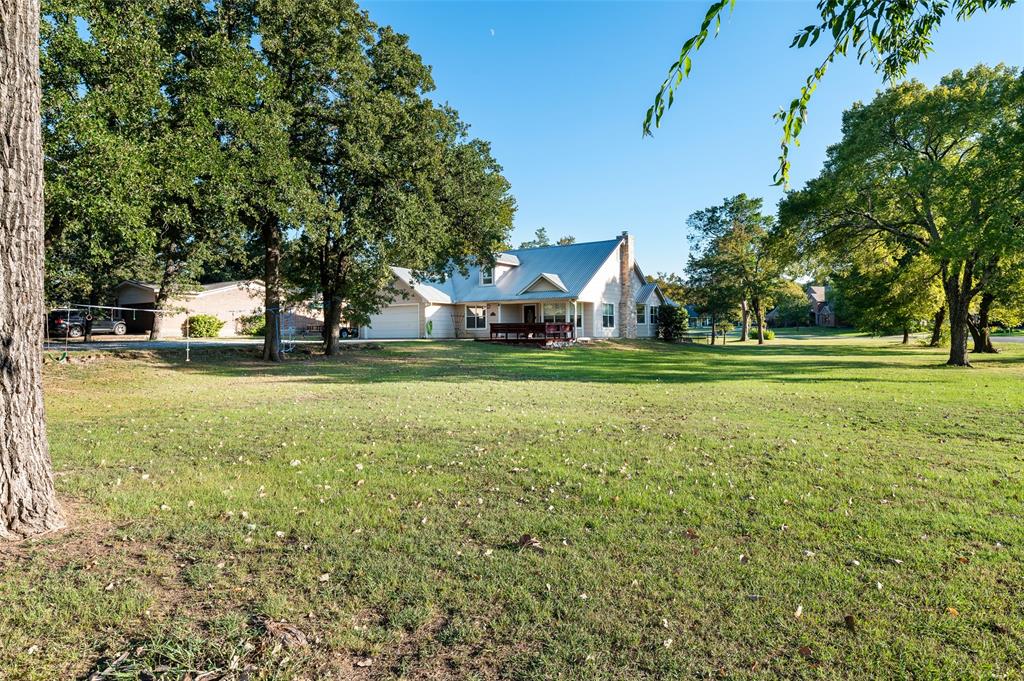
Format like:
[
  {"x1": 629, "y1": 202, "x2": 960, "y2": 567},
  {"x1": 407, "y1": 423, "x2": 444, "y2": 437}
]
[
  {"x1": 636, "y1": 288, "x2": 662, "y2": 338},
  {"x1": 424, "y1": 304, "x2": 456, "y2": 338},
  {"x1": 577, "y1": 243, "x2": 624, "y2": 338}
]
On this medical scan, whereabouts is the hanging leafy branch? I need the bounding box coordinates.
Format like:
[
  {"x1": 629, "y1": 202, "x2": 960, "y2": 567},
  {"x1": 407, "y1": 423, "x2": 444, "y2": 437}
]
[{"x1": 643, "y1": 0, "x2": 1018, "y2": 187}]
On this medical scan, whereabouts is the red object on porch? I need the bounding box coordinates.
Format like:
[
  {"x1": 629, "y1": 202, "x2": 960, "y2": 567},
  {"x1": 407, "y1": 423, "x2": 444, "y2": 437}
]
[{"x1": 487, "y1": 322, "x2": 575, "y2": 345}]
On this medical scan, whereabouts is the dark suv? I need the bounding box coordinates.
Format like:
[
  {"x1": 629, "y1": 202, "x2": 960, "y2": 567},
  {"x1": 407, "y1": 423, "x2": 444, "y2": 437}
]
[{"x1": 48, "y1": 310, "x2": 127, "y2": 338}]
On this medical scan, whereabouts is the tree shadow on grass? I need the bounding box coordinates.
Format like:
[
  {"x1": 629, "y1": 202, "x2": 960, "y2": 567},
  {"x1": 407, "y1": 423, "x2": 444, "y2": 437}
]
[{"x1": 132, "y1": 338, "x2": 1016, "y2": 388}]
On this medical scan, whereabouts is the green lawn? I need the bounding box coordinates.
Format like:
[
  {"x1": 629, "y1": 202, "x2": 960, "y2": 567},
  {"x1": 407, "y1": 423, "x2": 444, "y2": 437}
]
[{"x1": 3, "y1": 337, "x2": 1022, "y2": 679}]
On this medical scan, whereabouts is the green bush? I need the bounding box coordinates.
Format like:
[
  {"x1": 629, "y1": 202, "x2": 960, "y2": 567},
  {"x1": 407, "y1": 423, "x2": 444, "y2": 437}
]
[
  {"x1": 655, "y1": 305, "x2": 687, "y2": 342},
  {"x1": 763, "y1": 328, "x2": 776, "y2": 340},
  {"x1": 185, "y1": 314, "x2": 225, "y2": 338},
  {"x1": 237, "y1": 312, "x2": 266, "y2": 336}
]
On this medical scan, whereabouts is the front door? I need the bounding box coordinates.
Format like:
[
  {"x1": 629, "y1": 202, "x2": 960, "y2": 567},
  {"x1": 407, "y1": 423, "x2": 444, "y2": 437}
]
[{"x1": 523, "y1": 305, "x2": 537, "y2": 324}]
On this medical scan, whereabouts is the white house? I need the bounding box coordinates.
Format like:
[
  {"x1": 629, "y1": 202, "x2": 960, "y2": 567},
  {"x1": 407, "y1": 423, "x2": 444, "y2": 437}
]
[{"x1": 361, "y1": 232, "x2": 674, "y2": 340}]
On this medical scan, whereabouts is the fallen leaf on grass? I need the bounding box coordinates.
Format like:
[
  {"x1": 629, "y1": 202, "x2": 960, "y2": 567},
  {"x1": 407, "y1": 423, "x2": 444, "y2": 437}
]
[
  {"x1": 517, "y1": 534, "x2": 545, "y2": 553},
  {"x1": 263, "y1": 619, "x2": 308, "y2": 649},
  {"x1": 947, "y1": 607, "x2": 959, "y2": 617},
  {"x1": 354, "y1": 657, "x2": 373, "y2": 667},
  {"x1": 794, "y1": 605, "x2": 803, "y2": 619}
]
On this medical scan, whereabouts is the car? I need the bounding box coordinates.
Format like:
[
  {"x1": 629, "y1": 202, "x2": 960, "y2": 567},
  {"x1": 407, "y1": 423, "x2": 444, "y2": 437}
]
[
  {"x1": 48, "y1": 310, "x2": 127, "y2": 338},
  {"x1": 339, "y1": 326, "x2": 359, "y2": 339}
]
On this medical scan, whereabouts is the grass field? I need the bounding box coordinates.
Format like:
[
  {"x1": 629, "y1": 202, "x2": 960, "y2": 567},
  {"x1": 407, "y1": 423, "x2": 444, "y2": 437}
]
[{"x1": 2, "y1": 336, "x2": 1022, "y2": 679}]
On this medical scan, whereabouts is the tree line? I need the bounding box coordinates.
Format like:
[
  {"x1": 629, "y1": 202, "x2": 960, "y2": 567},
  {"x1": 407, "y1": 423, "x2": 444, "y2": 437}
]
[
  {"x1": 40, "y1": 0, "x2": 516, "y2": 358},
  {"x1": 654, "y1": 65, "x2": 1023, "y2": 366}
]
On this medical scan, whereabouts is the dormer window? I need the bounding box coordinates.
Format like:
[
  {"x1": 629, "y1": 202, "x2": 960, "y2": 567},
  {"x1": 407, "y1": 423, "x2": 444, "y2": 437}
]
[{"x1": 480, "y1": 266, "x2": 494, "y2": 286}]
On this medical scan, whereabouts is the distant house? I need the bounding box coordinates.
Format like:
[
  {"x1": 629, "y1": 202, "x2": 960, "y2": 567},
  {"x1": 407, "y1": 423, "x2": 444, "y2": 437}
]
[
  {"x1": 360, "y1": 232, "x2": 674, "y2": 339},
  {"x1": 113, "y1": 280, "x2": 318, "y2": 337},
  {"x1": 806, "y1": 285, "x2": 837, "y2": 327}
]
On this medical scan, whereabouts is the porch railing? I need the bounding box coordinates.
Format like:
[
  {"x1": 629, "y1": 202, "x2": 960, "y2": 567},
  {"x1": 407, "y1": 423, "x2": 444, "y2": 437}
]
[{"x1": 488, "y1": 322, "x2": 575, "y2": 343}]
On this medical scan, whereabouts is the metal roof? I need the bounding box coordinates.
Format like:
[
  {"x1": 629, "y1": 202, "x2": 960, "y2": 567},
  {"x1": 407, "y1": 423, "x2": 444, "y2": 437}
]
[{"x1": 392, "y1": 237, "x2": 678, "y2": 307}]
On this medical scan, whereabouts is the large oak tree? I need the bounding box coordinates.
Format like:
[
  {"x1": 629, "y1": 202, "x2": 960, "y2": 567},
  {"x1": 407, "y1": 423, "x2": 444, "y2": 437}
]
[
  {"x1": 1, "y1": 0, "x2": 64, "y2": 539},
  {"x1": 780, "y1": 65, "x2": 1024, "y2": 366}
]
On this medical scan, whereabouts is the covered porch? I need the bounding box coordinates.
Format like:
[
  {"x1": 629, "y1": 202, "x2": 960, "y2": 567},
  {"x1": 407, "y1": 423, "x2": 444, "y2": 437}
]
[{"x1": 465, "y1": 299, "x2": 586, "y2": 344}]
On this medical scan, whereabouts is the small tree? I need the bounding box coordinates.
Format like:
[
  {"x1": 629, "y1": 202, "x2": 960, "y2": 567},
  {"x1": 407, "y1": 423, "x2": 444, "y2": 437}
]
[{"x1": 655, "y1": 305, "x2": 687, "y2": 342}]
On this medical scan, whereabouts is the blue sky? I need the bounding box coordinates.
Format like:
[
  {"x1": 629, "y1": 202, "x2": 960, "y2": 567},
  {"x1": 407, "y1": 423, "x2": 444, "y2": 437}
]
[{"x1": 364, "y1": 0, "x2": 1024, "y2": 275}]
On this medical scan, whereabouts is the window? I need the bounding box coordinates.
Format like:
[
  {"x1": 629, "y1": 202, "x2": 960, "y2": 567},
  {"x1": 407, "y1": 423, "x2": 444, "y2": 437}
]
[
  {"x1": 636, "y1": 304, "x2": 646, "y2": 325},
  {"x1": 480, "y1": 266, "x2": 494, "y2": 286},
  {"x1": 602, "y1": 303, "x2": 615, "y2": 328},
  {"x1": 542, "y1": 302, "x2": 567, "y2": 323},
  {"x1": 575, "y1": 305, "x2": 584, "y2": 332},
  {"x1": 649, "y1": 305, "x2": 660, "y2": 326},
  {"x1": 466, "y1": 306, "x2": 487, "y2": 329}
]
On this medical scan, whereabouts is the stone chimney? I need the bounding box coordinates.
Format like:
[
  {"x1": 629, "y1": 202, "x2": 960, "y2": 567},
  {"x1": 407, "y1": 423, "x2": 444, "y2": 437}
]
[{"x1": 618, "y1": 230, "x2": 636, "y2": 338}]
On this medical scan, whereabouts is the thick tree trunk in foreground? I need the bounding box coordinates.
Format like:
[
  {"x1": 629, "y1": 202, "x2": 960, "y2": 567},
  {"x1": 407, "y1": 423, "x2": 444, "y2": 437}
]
[
  {"x1": 0, "y1": 0, "x2": 65, "y2": 539},
  {"x1": 970, "y1": 293, "x2": 998, "y2": 354},
  {"x1": 902, "y1": 327, "x2": 910, "y2": 345},
  {"x1": 739, "y1": 300, "x2": 749, "y2": 342},
  {"x1": 929, "y1": 307, "x2": 945, "y2": 347},
  {"x1": 262, "y1": 216, "x2": 283, "y2": 362}
]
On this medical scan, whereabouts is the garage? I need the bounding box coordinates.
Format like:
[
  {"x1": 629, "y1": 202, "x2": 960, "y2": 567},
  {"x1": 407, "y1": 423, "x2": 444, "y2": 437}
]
[{"x1": 363, "y1": 303, "x2": 420, "y2": 339}]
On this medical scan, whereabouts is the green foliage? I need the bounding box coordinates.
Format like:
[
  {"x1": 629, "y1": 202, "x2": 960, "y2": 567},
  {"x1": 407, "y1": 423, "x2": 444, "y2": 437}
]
[
  {"x1": 556, "y1": 235, "x2": 576, "y2": 246},
  {"x1": 780, "y1": 65, "x2": 1024, "y2": 364},
  {"x1": 424, "y1": 320, "x2": 434, "y2": 337},
  {"x1": 685, "y1": 194, "x2": 788, "y2": 335},
  {"x1": 645, "y1": 0, "x2": 1018, "y2": 186},
  {"x1": 518, "y1": 227, "x2": 551, "y2": 249},
  {"x1": 655, "y1": 305, "x2": 687, "y2": 342},
  {"x1": 830, "y1": 247, "x2": 943, "y2": 337},
  {"x1": 185, "y1": 314, "x2": 224, "y2": 338},
  {"x1": 646, "y1": 272, "x2": 687, "y2": 306},
  {"x1": 762, "y1": 328, "x2": 776, "y2": 340},
  {"x1": 237, "y1": 313, "x2": 266, "y2": 337},
  {"x1": 769, "y1": 280, "x2": 811, "y2": 327}
]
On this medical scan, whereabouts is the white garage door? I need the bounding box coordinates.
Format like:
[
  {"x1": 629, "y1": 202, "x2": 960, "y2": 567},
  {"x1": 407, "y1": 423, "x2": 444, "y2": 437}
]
[{"x1": 364, "y1": 304, "x2": 420, "y2": 339}]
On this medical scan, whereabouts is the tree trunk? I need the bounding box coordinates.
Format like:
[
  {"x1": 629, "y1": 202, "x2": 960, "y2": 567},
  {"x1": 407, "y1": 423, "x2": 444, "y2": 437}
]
[
  {"x1": 739, "y1": 300, "x2": 749, "y2": 342},
  {"x1": 149, "y1": 259, "x2": 175, "y2": 340},
  {"x1": 1, "y1": 0, "x2": 65, "y2": 539},
  {"x1": 709, "y1": 312, "x2": 716, "y2": 345},
  {"x1": 753, "y1": 297, "x2": 765, "y2": 345},
  {"x1": 262, "y1": 215, "x2": 283, "y2": 362},
  {"x1": 943, "y1": 266, "x2": 972, "y2": 366},
  {"x1": 929, "y1": 307, "x2": 945, "y2": 347},
  {"x1": 972, "y1": 292, "x2": 998, "y2": 354},
  {"x1": 902, "y1": 327, "x2": 910, "y2": 345},
  {"x1": 323, "y1": 295, "x2": 343, "y2": 356}
]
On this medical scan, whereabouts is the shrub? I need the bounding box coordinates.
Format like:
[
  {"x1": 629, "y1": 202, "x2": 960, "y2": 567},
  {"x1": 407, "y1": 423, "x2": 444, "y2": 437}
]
[
  {"x1": 237, "y1": 312, "x2": 266, "y2": 336},
  {"x1": 185, "y1": 314, "x2": 225, "y2": 338},
  {"x1": 655, "y1": 305, "x2": 688, "y2": 342},
  {"x1": 763, "y1": 328, "x2": 776, "y2": 340}
]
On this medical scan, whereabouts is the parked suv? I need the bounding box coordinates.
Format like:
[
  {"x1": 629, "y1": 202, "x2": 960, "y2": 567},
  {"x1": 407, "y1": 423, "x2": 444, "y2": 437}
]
[
  {"x1": 48, "y1": 310, "x2": 127, "y2": 338},
  {"x1": 339, "y1": 326, "x2": 359, "y2": 339}
]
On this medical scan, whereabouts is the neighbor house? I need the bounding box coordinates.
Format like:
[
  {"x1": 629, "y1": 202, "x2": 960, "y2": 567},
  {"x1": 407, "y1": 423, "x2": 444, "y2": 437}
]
[
  {"x1": 806, "y1": 285, "x2": 838, "y2": 327},
  {"x1": 113, "y1": 280, "x2": 319, "y2": 337},
  {"x1": 360, "y1": 232, "x2": 674, "y2": 339}
]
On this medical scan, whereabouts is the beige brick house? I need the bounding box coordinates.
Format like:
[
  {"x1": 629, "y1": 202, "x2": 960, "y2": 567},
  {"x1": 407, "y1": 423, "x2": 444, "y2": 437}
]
[{"x1": 113, "y1": 280, "x2": 318, "y2": 337}]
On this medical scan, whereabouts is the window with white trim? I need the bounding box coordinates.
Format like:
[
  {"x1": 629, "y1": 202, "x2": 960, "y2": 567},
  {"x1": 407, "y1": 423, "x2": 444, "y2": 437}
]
[
  {"x1": 480, "y1": 266, "x2": 493, "y2": 286},
  {"x1": 465, "y1": 306, "x2": 487, "y2": 329},
  {"x1": 602, "y1": 303, "x2": 615, "y2": 328},
  {"x1": 542, "y1": 302, "x2": 567, "y2": 323},
  {"x1": 649, "y1": 305, "x2": 660, "y2": 326},
  {"x1": 636, "y1": 304, "x2": 646, "y2": 325},
  {"x1": 574, "y1": 304, "x2": 584, "y2": 332}
]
